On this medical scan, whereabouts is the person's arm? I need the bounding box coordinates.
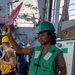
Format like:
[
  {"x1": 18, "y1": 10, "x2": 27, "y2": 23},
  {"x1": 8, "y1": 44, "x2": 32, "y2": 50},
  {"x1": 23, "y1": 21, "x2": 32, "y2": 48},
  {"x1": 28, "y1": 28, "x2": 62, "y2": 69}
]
[
  {"x1": 0, "y1": 51, "x2": 16, "y2": 66},
  {"x1": 56, "y1": 52, "x2": 67, "y2": 75},
  {"x1": 2, "y1": 25, "x2": 34, "y2": 56},
  {"x1": 1, "y1": 58, "x2": 15, "y2": 66}
]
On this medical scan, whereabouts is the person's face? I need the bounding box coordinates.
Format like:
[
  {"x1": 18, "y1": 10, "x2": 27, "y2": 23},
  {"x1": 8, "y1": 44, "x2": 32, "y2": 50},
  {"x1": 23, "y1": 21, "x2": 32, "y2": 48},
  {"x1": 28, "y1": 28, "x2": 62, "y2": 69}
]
[
  {"x1": 2, "y1": 43, "x2": 9, "y2": 50},
  {"x1": 38, "y1": 31, "x2": 50, "y2": 45},
  {"x1": 2, "y1": 43, "x2": 7, "y2": 50}
]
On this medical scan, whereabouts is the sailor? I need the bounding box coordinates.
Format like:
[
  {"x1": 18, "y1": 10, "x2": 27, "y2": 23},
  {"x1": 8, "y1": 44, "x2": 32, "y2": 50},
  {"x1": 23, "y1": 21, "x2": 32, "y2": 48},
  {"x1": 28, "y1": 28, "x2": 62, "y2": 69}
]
[
  {"x1": 0, "y1": 36, "x2": 16, "y2": 75},
  {"x1": 3, "y1": 21, "x2": 67, "y2": 75}
]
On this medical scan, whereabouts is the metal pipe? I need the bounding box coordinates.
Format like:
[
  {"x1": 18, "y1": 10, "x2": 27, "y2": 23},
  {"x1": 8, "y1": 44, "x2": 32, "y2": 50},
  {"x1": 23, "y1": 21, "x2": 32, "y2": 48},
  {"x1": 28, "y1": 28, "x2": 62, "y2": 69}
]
[
  {"x1": 54, "y1": 0, "x2": 60, "y2": 36},
  {"x1": 42, "y1": 0, "x2": 47, "y2": 21},
  {"x1": 52, "y1": 0, "x2": 56, "y2": 23},
  {"x1": 48, "y1": 0, "x2": 53, "y2": 21}
]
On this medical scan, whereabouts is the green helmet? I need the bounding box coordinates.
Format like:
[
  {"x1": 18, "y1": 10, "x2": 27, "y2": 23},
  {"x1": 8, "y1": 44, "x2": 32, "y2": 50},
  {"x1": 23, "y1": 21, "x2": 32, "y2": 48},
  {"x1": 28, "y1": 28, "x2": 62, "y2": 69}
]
[{"x1": 37, "y1": 21, "x2": 55, "y2": 33}]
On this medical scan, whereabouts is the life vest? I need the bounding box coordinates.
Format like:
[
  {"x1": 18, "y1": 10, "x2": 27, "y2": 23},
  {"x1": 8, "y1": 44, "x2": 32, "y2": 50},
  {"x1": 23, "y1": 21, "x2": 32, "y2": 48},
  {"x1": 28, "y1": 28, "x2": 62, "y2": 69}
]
[
  {"x1": 1, "y1": 47, "x2": 16, "y2": 74},
  {"x1": 29, "y1": 45, "x2": 61, "y2": 75}
]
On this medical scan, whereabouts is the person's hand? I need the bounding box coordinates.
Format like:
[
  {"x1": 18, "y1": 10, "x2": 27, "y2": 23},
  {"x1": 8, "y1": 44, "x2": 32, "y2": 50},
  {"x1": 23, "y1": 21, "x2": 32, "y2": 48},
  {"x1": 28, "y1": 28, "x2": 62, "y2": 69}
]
[
  {"x1": 0, "y1": 58, "x2": 3, "y2": 63},
  {"x1": 2, "y1": 25, "x2": 11, "y2": 36}
]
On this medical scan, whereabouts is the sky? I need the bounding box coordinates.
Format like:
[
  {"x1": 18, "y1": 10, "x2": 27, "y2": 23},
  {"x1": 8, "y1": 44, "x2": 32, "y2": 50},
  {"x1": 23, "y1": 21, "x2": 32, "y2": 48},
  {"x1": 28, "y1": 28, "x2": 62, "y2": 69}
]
[{"x1": 69, "y1": 0, "x2": 75, "y2": 20}]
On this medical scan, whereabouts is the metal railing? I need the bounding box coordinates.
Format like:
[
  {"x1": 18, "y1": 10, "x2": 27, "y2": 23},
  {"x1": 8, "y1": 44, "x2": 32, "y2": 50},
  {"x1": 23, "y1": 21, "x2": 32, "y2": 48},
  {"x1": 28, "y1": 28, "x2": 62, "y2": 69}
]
[
  {"x1": 69, "y1": 2, "x2": 75, "y2": 19},
  {"x1": 51, "y1": 2, "x2": 75, "y2": 21}
]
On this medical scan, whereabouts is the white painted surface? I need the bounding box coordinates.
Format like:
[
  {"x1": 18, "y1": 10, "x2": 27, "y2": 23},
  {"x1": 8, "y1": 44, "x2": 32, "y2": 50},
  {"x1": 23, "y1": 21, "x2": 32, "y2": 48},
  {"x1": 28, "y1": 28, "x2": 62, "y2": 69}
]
[
  {"x1": 61, "y1": 19, "x2": 75, "y2": 30},
  {"x1": 57, "y1": 40, "x2": 75, "y2": 75}
]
